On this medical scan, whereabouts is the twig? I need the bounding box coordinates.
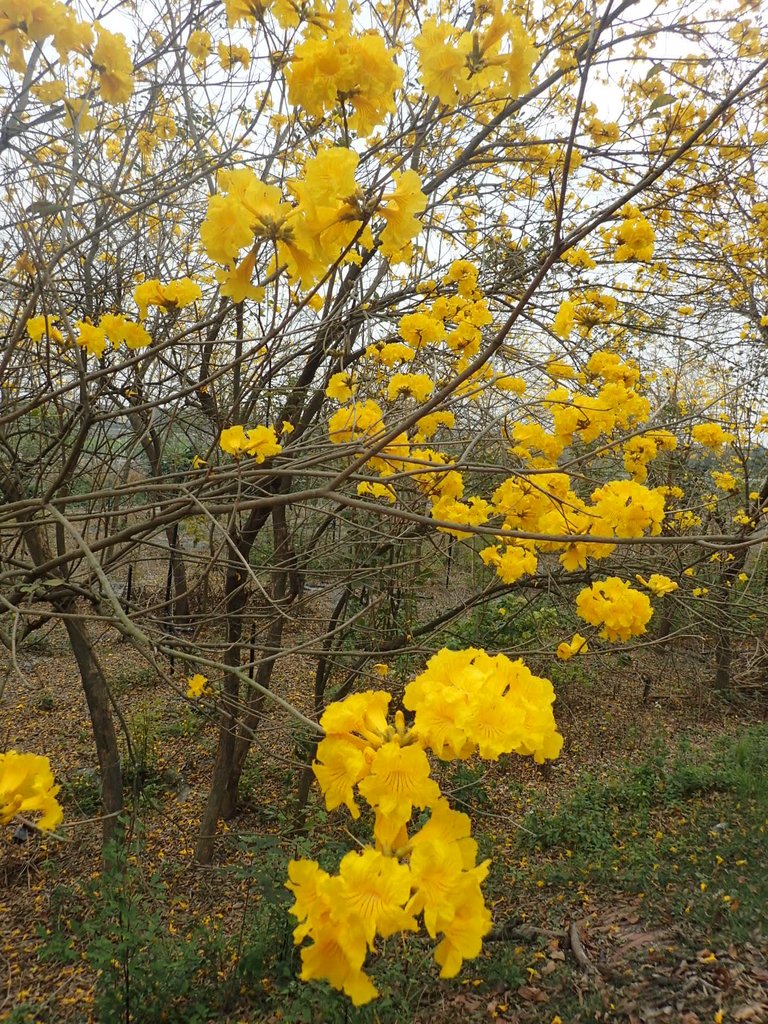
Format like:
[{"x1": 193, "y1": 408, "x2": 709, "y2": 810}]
[{"x1": 568, "y1": 920, "x2": 600, "y2": 975}]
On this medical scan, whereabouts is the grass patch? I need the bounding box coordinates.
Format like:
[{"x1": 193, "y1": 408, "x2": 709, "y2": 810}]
[{"x1": 498, "y1": 726, "x2": 768, "y2": 946}]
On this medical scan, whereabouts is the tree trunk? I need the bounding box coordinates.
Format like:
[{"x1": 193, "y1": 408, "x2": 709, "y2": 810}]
[
  {"x1": 0, "y1": 470, "x2": 124, "y2": 848},
  {"x1": 194, "y1": 559, "x2": 248, "y2": 863},
  {"x1": 62, "y1": 609, "x2": 123, "y2": 844}
]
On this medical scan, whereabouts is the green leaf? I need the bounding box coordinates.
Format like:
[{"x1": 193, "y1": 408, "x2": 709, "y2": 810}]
[{"x1": 649, "y1": 92, "x2": 676, "y2": 112}]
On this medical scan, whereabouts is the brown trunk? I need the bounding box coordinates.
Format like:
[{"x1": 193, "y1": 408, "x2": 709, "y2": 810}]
[
  {"x1": 194, "y1": 560, "x2": 248, "y2": 863},
  {"x1": 1, "y1": 470, "x2": 124, "y2": 848},
  {"x1": 62, "y1": 610, "x2": 123, "y2": 844}
]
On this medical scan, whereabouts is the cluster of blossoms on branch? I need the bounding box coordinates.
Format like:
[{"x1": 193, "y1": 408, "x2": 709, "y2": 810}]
[
  {"x1": 199, "y1": 148, "x2": 426, "y2": 295},
  {"x1": 25, "y1": 277, "x2": 201, "y2": 358},
  {"x1": 287, "y1": 647, "x2": 562, "y2": 1004},
  {"x1": 3, "y1": 0, "x2": 134, "y2": 110}
]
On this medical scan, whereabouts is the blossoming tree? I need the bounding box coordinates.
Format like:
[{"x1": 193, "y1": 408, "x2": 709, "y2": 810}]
[{"x1": 2, "y1": 0, "x2": 768, "y2": 1003}]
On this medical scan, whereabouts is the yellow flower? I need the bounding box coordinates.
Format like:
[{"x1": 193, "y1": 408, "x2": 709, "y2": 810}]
[
  {"x1": 479, "y1": 543, "x2": 538, "y2": 584},
  {"x1": 398, "y1": 312, "x2": 444, "y2": 349},
  {"x1": 576, "y1": 578, "x2": 653, "y2": 642},
  {"x1": 33, "y1": 80, "x2": 67, "y2": 103},
  {"x1": 328, "y1": 400, "x2": 384, "y2": 444},
  {"x1": 613, "y1": 208, "x2": 655, "y2": 262},
  {"x1": 556, "y1": 633, "x2": 589, "y2": 661},
  {"x1": 430, "y1": 494, "x2": 491, "y2": 540},
  {"x1": 26, "y1": 314, "x2": 63, "y2": 344},
  {"x1": 218, "y1": 40, "x2": 251, "y2": 71},
  {"x1": 219, "y1": 425, "x2": 248, "y2": 456},
  {"x1": 133, "y1": 279, "x2": 166, "y2": 319},
  {"x1": 133, "y1": 277, "x2": 200, "y2": 319},
  {"x1": 313, "y1": 737, "x2": 369, "y2": 819},
  {"x1": 285, "y1": 860, "x2": 377, "y2": 1005},
  {"x1": 413, "y1": 411, "x2": 455, "y2": 442},
  {"x1": 432, "y1": 879, "x2": 492, "y2": 978},
  {"x1": 92, "y1": 27, "x2": 134, "y2": 105},
  {"x1": 366, "y1": 341, "x2": 415, "y2": 366},
  {"x1": 336, "y1": 848, "x2": 416, "y2": 944},
  {"x1": 414, "y1": 19, "x2": 469, "y2": 105},
  {"x1": 320, "y1": 690, "x2": 391, "y2": 743},
  {"x1": 99, "y1": 313, "x2": 151, "y2": 350},
  {"x1": 186, "y1": 29, "x2": 211, "y2": 60},
  {"x1": 219, "y1": 424, "x2": 282, "y2": 462},
  {"x1": 712, "y1": 470, "x2": 737, "y2": 492},
  {"x1": 185, "y1": 673, "x2": 210, "y2": 699},
  {"x1": 636, "y1": 574, "x2": 678, "y2": 597},
  {"x1": 552, "y1": 299, "x2": 575, "y2": 338},
  {"x1": 692, "y1": 422, "x2": 733, "y2": 449},
  {"x1": 379, "y1": 171, "x2": 426, "y2": 261},
  {"x1": 326, "y1": 371, "x2": 356, "y2": 402},
  {"x1": 0, "y1": 751, "x2": 63, "y2": 831},
  {"x1": 241, "y1": 425, "x2": 282, "y2": 462},
  {"x1": 357, "y1": 740, "x2": 441, "y2": 822},
  {"x1": 161, "y1": 277, "x2": 202, "y2": 310},
  {"x1": 387, "y1": 372, "x2": 434, "y2": 403},
  {"x1": 372, "y1": 663, "x2": 389, "y2": 677},
  {"x1": 75, "y1": 320, "x2": 107, "y2": 358},
  {"x1": 215, "y1": 251, "x2": 264, "y2": 303}
]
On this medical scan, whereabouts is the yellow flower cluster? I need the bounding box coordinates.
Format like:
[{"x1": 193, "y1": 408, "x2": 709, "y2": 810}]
[
  {"x1": 92, "y1": 26, "x2": 134, "y2": 104},
  {"x1": 415, "y1": 6, "x2": 536, "y2": 107},
  {"x1": 636, "y1": 574, "x2": 678, "y2": 597},
  {"x1": 0, "y1": 751, "x2": 63, "y2": 831},
  {"x1": 133, "y1": 278, "x2": 201, "y2": 319},
  {"x1": 712, "y1": 470, "x2": 738, "y2": 492},
  {"x1": 326, "y1": 371, "x2": 356, "y2": 403},
  {"x1": 219, "y1": 424, "x2": 282, "y2": 462},
  {"x1": 611, "y1": 206, "x2": 655, "y2": 262},
  {"x1": 285, "y1": 6, "x2": 402, "y2": 135},
  {"x1": 289, "y1": 648, "x2": 562, "y2": 1003},
  {"x1": 623, "y1": 429, "x2": 676, "y2": 482},
  {"x1": 590, "y1": 480, "x2": 666, "y2": 539},
  {"x1": 387, "y1": 372, "x2": 434, "y2": 403},
  {"x1": 480, "y1": 467, "x2": 666, "y2": 579},
  {"x1": 27, "y1": 311, "x2": 153, "y2": 359},
  {"x1": 200, "y1": 150, "x2": 425, "y2": 289},
  {"x1": 508, "y1": 354, "x2": 649, "y2": 473},
  {"x1": 552, "y1": 291, "x2": 618, "y2": 339},
  {"x1": 185, "y1": 674, "x2": 211, "y2": 699},
  {"x1": 691, "y1": 422, "x2": 734, "y2": 449},
  {"x1": 576, "y1": 577, "x2": 653, "y2": 642},
  {"x1": 26, "y1": 314, "x2": 64, "y2": 345},
  {"x1": 3, "y1": 3, "x2": 133, "y2": 105},
  {"x1": 404, "y1": 648, "x2": 563, "y2": 763}
]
